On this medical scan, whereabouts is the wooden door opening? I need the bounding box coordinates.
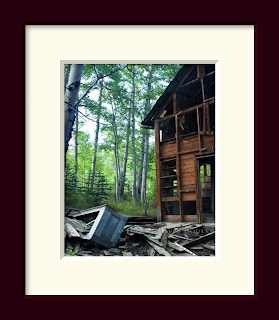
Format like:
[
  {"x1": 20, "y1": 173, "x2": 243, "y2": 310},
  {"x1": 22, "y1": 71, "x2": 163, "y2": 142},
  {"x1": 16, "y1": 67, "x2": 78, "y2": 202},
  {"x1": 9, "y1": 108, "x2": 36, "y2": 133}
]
[{"x1": 197, "y1": 155, "x2": 215, "y2": 223}]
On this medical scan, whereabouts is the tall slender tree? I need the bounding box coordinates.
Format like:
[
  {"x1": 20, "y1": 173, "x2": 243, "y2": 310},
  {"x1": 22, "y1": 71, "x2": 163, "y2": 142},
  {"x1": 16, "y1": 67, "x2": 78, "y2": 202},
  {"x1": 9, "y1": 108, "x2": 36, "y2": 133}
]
[
  {"x1": 64, "y1": 64, "x2": 83, "y2": 155},
  {"x1": 130, "y1": 65, "x2": 137, "y2": 201},
  {"x1": 137, "y1": 64, "x2": 154, "y2": 201},
  {"x1": 89, "y1": 82, "x2": 103, "y2": 191}
]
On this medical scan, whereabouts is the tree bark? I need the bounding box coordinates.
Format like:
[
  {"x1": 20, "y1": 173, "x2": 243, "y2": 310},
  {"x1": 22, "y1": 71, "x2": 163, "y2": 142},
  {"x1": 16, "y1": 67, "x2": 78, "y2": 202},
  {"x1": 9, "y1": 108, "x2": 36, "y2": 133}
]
[
  {"x1": 74, "y1": 106, "x2": 78, "y2": 186},
  {"x1": 138, "y1": 65, "x2": 154, "y2": 202},
  {"x1": 120, "y1": 95, "x2": 132, "y2": 198},
  {"x1": 110, "y1": 102, "x2": 121, "y2": 201},
  {"x1": 89, "y1": 84, "x2": 103, "y2": 192},
  {"x1": 136, "y1": 133, "x2": 145, "y2": 200},
  {"x1": 64, "y1": 64, "x2": 83, "y2": 156},
  {"x1": 130, "y1": 65, "x2": 137, "y2": 201},
  {"x1": 64, "y1": 64, "x2": 71, "y2": 94}
]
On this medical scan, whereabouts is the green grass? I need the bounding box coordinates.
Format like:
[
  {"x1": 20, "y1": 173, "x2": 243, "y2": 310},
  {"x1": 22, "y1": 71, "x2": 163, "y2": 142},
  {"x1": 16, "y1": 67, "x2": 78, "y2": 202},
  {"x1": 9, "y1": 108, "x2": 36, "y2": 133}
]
[
  {"x1": 106, "y1": 200, "x2": 156, "y2": 218},
  {"x1": 65, "y1": 191, "x2": 157, "y2": 218}
]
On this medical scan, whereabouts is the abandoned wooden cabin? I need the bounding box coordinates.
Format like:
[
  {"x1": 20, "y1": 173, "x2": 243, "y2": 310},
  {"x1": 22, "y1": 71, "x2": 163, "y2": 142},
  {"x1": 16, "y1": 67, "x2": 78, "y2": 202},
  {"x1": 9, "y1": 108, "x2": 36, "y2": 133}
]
[{"x1": 142, "y1": 64, "x2": 215, "y2": 223}]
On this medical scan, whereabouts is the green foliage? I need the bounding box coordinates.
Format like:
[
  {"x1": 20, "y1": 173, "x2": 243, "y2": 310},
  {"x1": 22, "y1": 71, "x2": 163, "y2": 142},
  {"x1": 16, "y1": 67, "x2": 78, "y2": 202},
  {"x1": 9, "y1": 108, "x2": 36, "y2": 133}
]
[
  {"x1": 66, "y1": 248, "x2": 75, "y2": 256},
  {"x1": 107, "y1": 200, "x2": 156, "y2": 218},
  {"x1": 65, "y1": 64, "x2": 184, "y2": 213}
]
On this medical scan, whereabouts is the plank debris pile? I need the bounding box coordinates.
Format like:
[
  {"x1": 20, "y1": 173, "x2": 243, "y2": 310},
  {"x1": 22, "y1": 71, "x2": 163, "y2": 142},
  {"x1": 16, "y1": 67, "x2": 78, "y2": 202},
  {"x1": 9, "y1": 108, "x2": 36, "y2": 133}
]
[{"x1": 65, "y1": 206, "x2": 215, "y2": 257}]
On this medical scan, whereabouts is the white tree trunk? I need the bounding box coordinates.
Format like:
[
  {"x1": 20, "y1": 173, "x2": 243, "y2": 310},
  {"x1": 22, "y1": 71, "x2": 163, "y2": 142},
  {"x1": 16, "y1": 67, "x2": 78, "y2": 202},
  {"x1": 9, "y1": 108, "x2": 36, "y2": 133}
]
[
  {"x1": 74, "y1": 106, "x2": 78, "y2": 186},
  {"x1": 64, "y1": 64, "x2": 83, "y2": 155},
  {"x1": 89, "y1": 84, "x2": 103, "y2": 191},
  {"x1": 64, "y1": 64, "x2": 71, "y2": 94},
  {"x1": 139, "y1": 65, "x2": 154, "y2": 202},
  {"x1": 120, "y1": 93, "x2": 132, "y2": 197},
  {"x1": 131, "y1": 65, "x2": 137, "y2": 201}
]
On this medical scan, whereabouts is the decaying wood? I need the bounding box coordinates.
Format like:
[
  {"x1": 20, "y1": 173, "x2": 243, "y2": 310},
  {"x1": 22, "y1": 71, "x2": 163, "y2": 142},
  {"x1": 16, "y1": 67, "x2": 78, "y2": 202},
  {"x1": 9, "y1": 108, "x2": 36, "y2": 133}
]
[
  {"x1": 181, "y1": 231, "x2": 215, "y2": 247},
  {"x1": 173, "y1": 242, "x2": 197, "y2": 256},
  {"x1": 160, "y1": 229, "x2": 168, "y2": 249},
  {"x1": 65, "y1": 217, "x2": 90, "y2": 233},
  {"x1": 148, "y1": 247, "x2": 156, "y2": 256},
  {"x1": 172, "y1": 224, "x2": 202, "y2": 234},
  {"x1": 65, "y1": 223, "x2": 80, "y2": 238},
  {"x1": 167, "y1": 241, "x2": 185, "y2": 252},
  {"x1": 146, "y1": 239, "x2": 171, "y2": 256},
  {"x1": 201, "y1": 244, "x2": 215, "y2": 252},
  {"x1": 122, "y1": 252, "x2": 133, "y2": 256},
  {"x1": 73, "y1": 242, "x2": 80, "y2": 254}
]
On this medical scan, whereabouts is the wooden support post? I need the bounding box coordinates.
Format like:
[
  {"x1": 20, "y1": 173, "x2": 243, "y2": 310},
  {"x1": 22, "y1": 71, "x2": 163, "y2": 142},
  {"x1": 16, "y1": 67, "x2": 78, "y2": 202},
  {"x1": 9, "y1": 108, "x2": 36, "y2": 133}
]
[
  {"x1": 175, "y1": 114, "x2": 183, "y2": 222},
  {"x1": 206, "y1": 103, "x2": 210, "y2": 133},
  {"x1": 197, "y1": 108, "x2": 201, "y2": 153},
  {"x1": 205, "y1": 105, "x2": 206, "y2": 132},
  {"x1": 196, "y1": 158, "x2": 201, "y2": 223},
  {"x1": 155, "y1": 120, "x2": 162, "y2": 222}
]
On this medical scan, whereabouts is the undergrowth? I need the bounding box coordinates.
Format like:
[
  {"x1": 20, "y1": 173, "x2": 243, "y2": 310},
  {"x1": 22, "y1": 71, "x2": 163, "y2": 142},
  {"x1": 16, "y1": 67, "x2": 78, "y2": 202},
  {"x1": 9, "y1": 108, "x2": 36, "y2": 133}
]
[{"x1": 65, "y1": 192, "x2": 156, "y2": 218}]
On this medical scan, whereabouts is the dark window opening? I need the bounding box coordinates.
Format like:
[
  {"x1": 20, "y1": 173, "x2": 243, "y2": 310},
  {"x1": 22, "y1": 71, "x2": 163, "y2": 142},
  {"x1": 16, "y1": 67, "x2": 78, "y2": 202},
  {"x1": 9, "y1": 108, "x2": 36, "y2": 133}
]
[
  {"x1": 162, "y1": 201, "x2": 179, "y2": 215},
  {"x1": 204, "y1": 73, "x2": 215, "y2": 101},
  {"x1": 177, "y1": 81, "x2": 203, "y2": 111},
  {"x1": 178, "y1": 110, "x2": 198, "y2": 137},
  {"x1": 160, "y1": 118, "x2": 176, "y2": 143},
  {"x1": 183, "y1": 201, "x2": 197, "y2": 215},
  {"x1": 161, "y1": 160, "x2": 177, "y2": 177}
]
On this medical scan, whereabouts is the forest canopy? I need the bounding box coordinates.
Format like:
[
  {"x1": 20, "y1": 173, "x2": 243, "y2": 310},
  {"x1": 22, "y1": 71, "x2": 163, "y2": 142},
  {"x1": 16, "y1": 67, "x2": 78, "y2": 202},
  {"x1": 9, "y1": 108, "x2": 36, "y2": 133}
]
[{"x1": 64, "y1": 64, "x2": 183, "y2": 216}]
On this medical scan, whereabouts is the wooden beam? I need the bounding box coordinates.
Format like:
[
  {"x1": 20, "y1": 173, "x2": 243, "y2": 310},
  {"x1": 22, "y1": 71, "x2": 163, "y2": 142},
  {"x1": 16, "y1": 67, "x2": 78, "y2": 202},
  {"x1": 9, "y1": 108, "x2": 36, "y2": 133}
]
[
  {"x1": 146, "y1": 239, "x2": 171, "y2": 256},
  {"x1": 180, "y1": 78, "x2": 199, "y2": 89},
  {"x1": 197, "y1": 108, "x2": 201, "y2": 153},
  {"x1": 175, "y1": 114, "x2": 183, "y2": 222},
  {"x1": 206, "y1": 103, "x2": 210, "y2": 132},
  {"x1": 181, "y1": 231, "x2": 215, "y2": 247},
  {"x1": 178, "y1": 148, "x2": 207, "y2": 155},
  {"x1": 155, "y1": 120, "x2": 162, "y2": 222},
  {"x1": 155, "y1": 65, "x2": 196, "y2": 119}
]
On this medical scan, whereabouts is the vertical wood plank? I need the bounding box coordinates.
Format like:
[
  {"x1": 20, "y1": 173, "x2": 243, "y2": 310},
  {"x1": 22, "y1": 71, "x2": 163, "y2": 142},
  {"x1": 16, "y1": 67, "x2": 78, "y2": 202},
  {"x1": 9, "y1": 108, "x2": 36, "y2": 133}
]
[
  {"x1": 206, "y1": 103, "x2": 210, "y2": 133},
  {"x1": 175, "y1": 114, "x2": 183, "y2": 222},
  {"x1": 155, "y1": 120, "x2": 162, "y2": 221},
  {"x1": 197, "y1": 108, "x2": 201, "y2": 153},
  {"x1": 201, "y1": 78, "x2": 205, "y2": 102},
  {"x1": 203, "y1": 105, "x2": 206, "y2": 132},
  {"x1": 196, "y1": 158, "x2": 202, "y2": 223}
]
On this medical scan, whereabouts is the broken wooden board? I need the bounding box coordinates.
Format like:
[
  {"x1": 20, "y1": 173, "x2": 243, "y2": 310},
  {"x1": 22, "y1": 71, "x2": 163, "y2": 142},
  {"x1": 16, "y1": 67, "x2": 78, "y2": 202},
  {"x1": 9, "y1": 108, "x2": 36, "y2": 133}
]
[
  {"x1": 146, "y1": 239, "x2": 171, "y2": 256},
  {"x1": 181, "y1": 231, "x2": 215, "y2": 248},
  {"x1": 65, "y1": 217, "x2": 90, "y2": 233},
  {"x1": 161, "y1": 229, "x2": 168, "y2": 249},
  {"x1": 172, "y1": 224, "x2": 202, "y2": 234},
  {"x1": 65, "y1": 223, "x2": 80, "y2": 238},
  {"x1": 122, "y1": 252, "x2": 133, "y2": 256},
  {"x1": 201, "y1": 244, "x2": 215, "y2": 252},
  {"x1": 167, "y1": 242, "x2": 196, "y2": 256}
]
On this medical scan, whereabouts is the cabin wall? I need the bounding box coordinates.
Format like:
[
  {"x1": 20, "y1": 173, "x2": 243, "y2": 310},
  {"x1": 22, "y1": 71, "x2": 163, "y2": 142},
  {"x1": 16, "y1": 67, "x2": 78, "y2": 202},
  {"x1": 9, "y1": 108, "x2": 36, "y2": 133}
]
[{"x1": 155, "y1": 64, "x2": 215, "y2": 223}]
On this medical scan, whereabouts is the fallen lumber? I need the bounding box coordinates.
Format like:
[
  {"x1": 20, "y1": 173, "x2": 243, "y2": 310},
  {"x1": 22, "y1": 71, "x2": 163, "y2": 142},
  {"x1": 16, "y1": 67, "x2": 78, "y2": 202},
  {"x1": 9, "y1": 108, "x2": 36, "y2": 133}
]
[
  {"x1": 146, "y1": 239, "x2": 171, "y2": 256},
  {"x1": 161, "y1": 229, "x2": 168, "y2": 249},
  {"x1": 65, "y1": 217, "x2": 90, "y2": 233},
  {"x1": 65, "y1": 223, "x2": 80, "y2": 238},
  {"x1": 167, "y1": 242, "x2": 196, "y2": 256},
  {"x1": 173, "y1": 242, "x2": 197, "y2": 256},
  {"x1": 172, "y1": 224, "x2": 202, "y2": 234},
  {"x1": 201, "y1": 244, "x2": 215, "y2": 252},
  {"x1": 122, "y1": 252, "x2": 133, "y2": 256},
  {"x1": 181, "y1": 231, "x2": 215, "y2": 248}
]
